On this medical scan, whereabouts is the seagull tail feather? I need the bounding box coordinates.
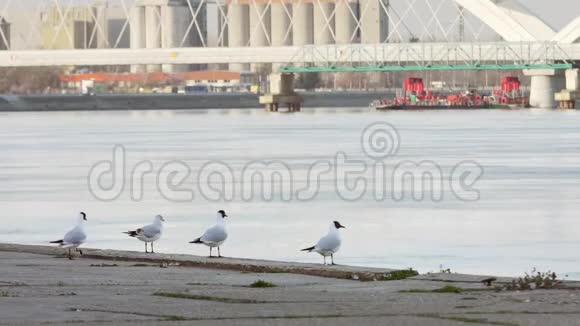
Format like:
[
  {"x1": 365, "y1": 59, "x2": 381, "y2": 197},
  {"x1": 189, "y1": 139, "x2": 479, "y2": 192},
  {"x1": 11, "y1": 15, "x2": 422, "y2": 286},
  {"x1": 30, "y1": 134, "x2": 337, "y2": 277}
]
[
  {"x1": 189, "y1": 238, "x2": 203, "y2": 244},
  {"x1": 50, "y1": 240, "x2": 64, "y2": 244},
  {"x1": 301, "y1": 246, "x2": 315, "y2": 252},
  {"x1": 123, "y1": 231, "x2": 138, "y2": 237}
]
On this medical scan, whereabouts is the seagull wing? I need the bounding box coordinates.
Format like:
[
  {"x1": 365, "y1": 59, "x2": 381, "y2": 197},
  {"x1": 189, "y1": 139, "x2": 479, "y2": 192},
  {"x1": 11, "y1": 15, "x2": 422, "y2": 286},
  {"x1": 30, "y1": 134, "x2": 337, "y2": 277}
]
[
  {"x1": 200, "y1": 225, "x2": 227, "y2": 244},
  {"x1": 315, "y1": 233, "x2": 341, "y2": 252},
  {"x1": 140, "y1": 223, "x2": 161, "y2": 238},
  {"x1": 63, "y1": 226, "x2": 86, "y2": 246}
]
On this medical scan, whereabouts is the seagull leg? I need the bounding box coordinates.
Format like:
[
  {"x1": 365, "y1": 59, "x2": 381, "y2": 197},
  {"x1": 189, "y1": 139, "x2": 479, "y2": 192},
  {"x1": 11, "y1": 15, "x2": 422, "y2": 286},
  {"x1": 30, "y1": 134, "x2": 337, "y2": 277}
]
[
  {"x1": 209, "y1": 247, "x2": 213, "y2": 258},
  {"x1": 67, "y1": 248, "x2": 72, "y2": 260},
  {"x1": 145, "y1": 242, "x2": 148, "y2": 253},
  {"x1": 323, "y1": 256, "x2": 326, "y2": 265},
  {"x1": 151, "y1": 242, "x2": 155, "y2": 254},
  {"x1": 77, "y1": 248, "x2": 83, "y2": 256},
  {"x1": 331, "y1": 254, "x2": 335, "y2": 265},
  {"x1": 218, "y1": 246, "x2": 222, "y2": 258}
]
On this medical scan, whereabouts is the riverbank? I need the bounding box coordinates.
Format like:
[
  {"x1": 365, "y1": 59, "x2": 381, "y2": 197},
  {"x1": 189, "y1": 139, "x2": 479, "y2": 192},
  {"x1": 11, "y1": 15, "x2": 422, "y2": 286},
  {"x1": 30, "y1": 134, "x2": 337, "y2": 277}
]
[
  {"x1": 0, "y1": 91, "x2": 392, "y2": 112},
  {"x1": 1, "y1": 244, "x2": 580, "y2": 325}
]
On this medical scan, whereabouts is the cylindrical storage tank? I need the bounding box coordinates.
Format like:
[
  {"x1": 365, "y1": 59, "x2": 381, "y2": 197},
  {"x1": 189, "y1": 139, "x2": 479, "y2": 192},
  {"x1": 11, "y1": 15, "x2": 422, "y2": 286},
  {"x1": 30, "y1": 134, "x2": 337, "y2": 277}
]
[
  {"x1": 270, "y1": 3, "x2": 291, "y2": 46},
  {"x1": 145, "y1": 6, "x2": 162, "y2": 72},
  {"x1": 335, "y1": 0, "x2": 356, "y2": 44},
  {"x1": 161, "y1": 5, "x2": 191, "y2": 72},
  {"x1": 313, "y1": 1, "x2": 334, "y2": 45},
  {"x1": 250, "y1": 3, "x2": 270, "y2": 72},
  {"x1": 130, "y1": 6, "x2": 146, "y2": 73},
  {"x1": 95, "y1": 5, "x2": 108, "y2": 48},
  {"x1": 228, "y1": 2, "x2": 250, "y2": 72},
  {"x1": 360, "y1": 0, "x2": 389, "y2": 43},
  {"x1": 271, "y1": 3, "x2": 292, "y2": 72},
  {"x1": 161, "y1": 6, "x2": 176, "y2": 72},
  {"x1": 250, "y1": 3, "x2": 270, "y2": 46},
  {"x1": 292, "y1": 3, "x2": 313, "y2": 45}
]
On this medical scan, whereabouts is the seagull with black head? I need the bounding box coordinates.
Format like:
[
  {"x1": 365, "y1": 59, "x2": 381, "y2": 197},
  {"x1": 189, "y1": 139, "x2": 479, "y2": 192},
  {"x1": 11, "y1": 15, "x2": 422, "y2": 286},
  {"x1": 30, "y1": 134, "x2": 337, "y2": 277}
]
[
  {"x1": 50, "y1": 212, "x2": 88, "y2": 260},
  {"x1": 302, "y1": 221, "x2": 345, "y2": 265},
  {"x1": 189, "y1": 210, "x2": 229, "y2": 258}
]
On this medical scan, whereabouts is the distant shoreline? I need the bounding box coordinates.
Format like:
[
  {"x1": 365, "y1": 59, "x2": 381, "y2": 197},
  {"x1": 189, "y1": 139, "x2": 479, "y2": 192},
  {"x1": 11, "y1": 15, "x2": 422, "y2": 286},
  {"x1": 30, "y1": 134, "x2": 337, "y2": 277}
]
[{"x1": 0, "y1": 91, "x2": 392, "y2": 112}]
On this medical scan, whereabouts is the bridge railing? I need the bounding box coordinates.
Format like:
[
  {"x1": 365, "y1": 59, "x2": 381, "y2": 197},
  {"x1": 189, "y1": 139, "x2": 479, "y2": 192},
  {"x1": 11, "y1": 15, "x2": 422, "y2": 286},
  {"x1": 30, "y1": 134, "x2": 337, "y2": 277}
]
[{"x1": 283, "y1": 42, "x2": 577, "y2": 71}]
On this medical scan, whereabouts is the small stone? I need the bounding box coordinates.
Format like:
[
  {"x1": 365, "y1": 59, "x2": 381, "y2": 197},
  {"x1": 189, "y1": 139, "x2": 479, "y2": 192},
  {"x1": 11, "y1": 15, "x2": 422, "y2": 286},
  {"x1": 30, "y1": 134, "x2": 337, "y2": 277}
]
[{"x1": 352, "y1": 274, "x2": 360, "y2": 280}]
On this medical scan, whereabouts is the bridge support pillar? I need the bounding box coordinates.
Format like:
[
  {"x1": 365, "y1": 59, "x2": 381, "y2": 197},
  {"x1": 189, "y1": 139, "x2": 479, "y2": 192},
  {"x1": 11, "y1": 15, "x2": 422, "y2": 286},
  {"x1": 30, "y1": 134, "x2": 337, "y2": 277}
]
[
  {"x1": 555, "y1": 69, "x2": 580, "y2": 109},
  {"x1": 259, "y1": 73, "x2": 303, "y2": 112},
  {"x1": 523, "y1": 69, "x2": 565, "y2": 108}
]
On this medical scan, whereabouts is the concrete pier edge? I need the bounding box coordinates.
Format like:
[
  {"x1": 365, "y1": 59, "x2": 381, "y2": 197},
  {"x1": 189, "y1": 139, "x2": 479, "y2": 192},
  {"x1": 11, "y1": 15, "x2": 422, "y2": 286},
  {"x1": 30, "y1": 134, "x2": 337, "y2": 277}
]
[
  {"x1": 0, "y1": 243, "x2": 399, "y2": 282},
  {"x1": 3, "y1": 243, "x2": 578, "y2": 287}
]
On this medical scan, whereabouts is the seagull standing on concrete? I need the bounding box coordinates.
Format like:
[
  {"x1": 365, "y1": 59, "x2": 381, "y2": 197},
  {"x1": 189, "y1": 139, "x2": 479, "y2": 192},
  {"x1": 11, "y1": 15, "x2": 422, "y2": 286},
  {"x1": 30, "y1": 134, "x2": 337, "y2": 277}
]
[
  {"x1": 301, "y1": 221, "x2": 345, "y2": 265},
  {"x1": 50, "y1": 212, "x2": 88, "y2": 260},
  {"x1": 189, "y1": 210, "x2": 228, "y2": 258},
  {"x1": 123, "y1": 215, "x2": 165, "y2": 253}
]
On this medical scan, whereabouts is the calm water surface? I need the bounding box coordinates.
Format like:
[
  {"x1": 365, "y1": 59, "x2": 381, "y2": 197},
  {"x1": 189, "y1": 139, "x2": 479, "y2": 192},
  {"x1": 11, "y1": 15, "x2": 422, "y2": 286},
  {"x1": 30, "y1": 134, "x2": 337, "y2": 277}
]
[{"x1": 1, "y1": 108, "x2": 579, "y2": 279}]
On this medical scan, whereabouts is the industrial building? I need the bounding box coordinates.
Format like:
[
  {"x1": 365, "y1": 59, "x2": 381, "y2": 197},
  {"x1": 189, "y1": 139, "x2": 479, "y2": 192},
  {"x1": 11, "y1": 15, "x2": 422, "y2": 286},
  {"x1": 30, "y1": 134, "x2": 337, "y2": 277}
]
[
  {"x1": 129, "y1": 0, "x2": 207, "y2": 73},
  {"x1": 59, "y1": 70, "x2": 252, "y2": 93},
  {"x1": 226, "y1": 0, "x2": 390, "y2": 71},
  {"x1": 40, "y1": 6, "x2": 108, "y2": 50},
  {"x1": 0, "y1": 17, "x2": 10, "y2": 50}
]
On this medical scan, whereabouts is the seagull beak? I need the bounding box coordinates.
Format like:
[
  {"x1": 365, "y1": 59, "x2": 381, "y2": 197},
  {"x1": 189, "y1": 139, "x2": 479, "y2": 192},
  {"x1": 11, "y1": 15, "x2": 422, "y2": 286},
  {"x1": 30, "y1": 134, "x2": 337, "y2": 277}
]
[
  {"x1": 224, "y1": 214, "x2": 228, "y2": 217},
  {"x1": 340, "y1": 225, "x2": 346, "y2": 229}
]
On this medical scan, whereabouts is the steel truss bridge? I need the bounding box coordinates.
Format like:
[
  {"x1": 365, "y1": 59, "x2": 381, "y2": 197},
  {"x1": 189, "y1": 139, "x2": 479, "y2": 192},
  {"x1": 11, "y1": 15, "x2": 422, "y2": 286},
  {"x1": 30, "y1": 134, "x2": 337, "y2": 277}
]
[{"x1": 0, "y1": 42, "x2": 578, "y2": 72}]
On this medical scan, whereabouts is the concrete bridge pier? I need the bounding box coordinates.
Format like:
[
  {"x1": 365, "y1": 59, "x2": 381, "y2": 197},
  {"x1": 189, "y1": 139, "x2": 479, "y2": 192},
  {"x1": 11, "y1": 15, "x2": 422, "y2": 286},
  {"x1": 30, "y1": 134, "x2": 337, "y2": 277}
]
[
  {"x1": 259, "y1": 73, "x2": 302, "y2": 112},
  {"x1": 555, "y1": 69, "x2": 580, "y2": 109},
  {"x1": 524, "y1": 69, "x2": 565, "y2": 108}
]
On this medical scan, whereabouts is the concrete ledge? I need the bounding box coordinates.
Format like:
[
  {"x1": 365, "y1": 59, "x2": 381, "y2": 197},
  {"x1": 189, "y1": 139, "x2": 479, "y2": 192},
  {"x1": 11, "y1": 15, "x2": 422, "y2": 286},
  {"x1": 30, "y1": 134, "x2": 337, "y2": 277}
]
[{"x1": 0, "y1": 243, "x2": 396, "y2": 281}]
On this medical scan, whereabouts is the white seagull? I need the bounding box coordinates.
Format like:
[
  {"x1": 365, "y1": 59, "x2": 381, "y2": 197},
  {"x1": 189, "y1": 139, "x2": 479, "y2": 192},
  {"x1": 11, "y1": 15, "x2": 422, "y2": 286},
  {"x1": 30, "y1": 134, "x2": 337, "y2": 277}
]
[
  {"x1": 189, "y1": 210, "x2": 228, "y2": 258},
  {"x1": 50, "y1": 212, "x2": 88, "y2": 260},
  {"x1": 123, "y1": 215, "x2": 165, "y2": 253},
  {"x1": 302, "y1": 221, "x2": 345, "y2": 265}
]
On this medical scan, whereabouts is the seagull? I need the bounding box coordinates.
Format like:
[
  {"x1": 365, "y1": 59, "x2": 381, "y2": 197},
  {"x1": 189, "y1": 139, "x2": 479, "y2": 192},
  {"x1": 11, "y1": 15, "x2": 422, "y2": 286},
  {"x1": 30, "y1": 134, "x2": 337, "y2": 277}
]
[
  {"x1": 189, "y1": 210, "x2": 228, "y2": 258},
  {"x1": 301, "y1": 221, "x2": 345, "y2": 265},
  {"x1": 123, "y1": 215, "x2": 165, "y2": 253},
  {"x1": 50, "y1": 212, "x2": 88, "y2": 260}
]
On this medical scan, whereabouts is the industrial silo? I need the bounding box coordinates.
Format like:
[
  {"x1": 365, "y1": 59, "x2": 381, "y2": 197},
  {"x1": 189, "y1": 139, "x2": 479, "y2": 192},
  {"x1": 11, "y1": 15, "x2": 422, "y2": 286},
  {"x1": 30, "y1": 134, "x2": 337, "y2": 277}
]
[
  {"x1": 249, "y1": 2, "x2": 270, "y2": 72},
  {"x1": 145, "y1": 5, "x2": 162, "y2": 71},
  {"x1": 292, "y1": 2, "x2": 313, "y2": 45},
  {"x1": 228, "y1": 1, "x2": 250, "y2": 71},
  {"x1": 360, "y1": 0, "x2": 389, "y2": 43},
  {"x1": 313, "y1": 1, "x2": 334, "y2": 44},
  {"x1": 335, "y1": 0, "x2": 357, "y2": 44},
  {"x1": 129, "y1": 5, "x2": 146, "y2": 73},
  {"x1": 270, "y1": 2, "x2": 291, "y2": 46},
  {"x1": 161, "y1": 4, "x2": 192, "y2": 72}
]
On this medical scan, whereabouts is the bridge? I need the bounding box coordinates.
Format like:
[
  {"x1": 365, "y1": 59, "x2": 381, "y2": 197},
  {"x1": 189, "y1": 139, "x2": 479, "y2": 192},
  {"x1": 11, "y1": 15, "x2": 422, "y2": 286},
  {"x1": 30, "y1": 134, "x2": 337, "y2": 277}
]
[
  {"x1": 0, "y1": 42, "x2": 578, "y2": 68},
  {"x1": 0, "y1": 0, "x2": 579, "y2": 66}
]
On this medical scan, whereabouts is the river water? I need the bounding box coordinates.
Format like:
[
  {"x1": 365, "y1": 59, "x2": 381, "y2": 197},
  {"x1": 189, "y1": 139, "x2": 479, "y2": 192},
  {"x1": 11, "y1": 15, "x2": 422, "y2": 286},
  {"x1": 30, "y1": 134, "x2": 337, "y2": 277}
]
[{"x1": 1, "y1": 108, "x2": 579, "y2": 279}]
